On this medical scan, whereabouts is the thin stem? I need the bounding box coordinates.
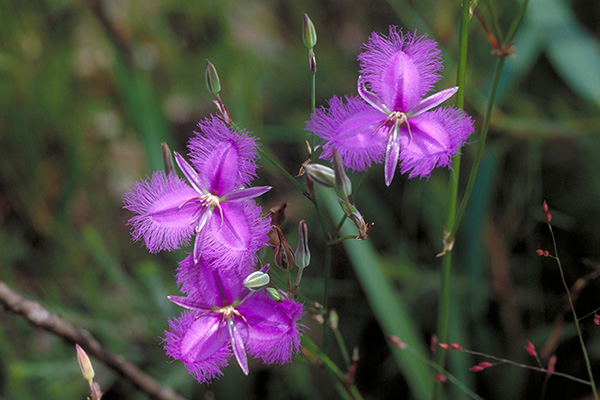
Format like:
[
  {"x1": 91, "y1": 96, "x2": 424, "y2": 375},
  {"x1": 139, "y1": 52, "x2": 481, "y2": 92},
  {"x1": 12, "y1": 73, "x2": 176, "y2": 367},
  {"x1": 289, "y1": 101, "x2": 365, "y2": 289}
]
[
  {"x1": 257, "y1": 147, "x2": 308, "y2": 195},
  {"x1": 302, "y1": 336, "x2": 364, "y2": 400},
  {"x1": 548, "y1": 224, "x2": 599, "y2": 399},
  {"x1": 435, "y1": 2, "x2": 471, "y2": 398}
]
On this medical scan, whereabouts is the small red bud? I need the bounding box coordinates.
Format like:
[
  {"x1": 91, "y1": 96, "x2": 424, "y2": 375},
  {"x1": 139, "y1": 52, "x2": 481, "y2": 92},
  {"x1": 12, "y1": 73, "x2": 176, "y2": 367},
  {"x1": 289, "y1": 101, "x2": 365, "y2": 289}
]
[
  {"x1": 525, "y1": 341, "x2": 538, "y2": 357},
  {"x1": 438, "y1": 343, "x2": 450, "y2": 350},
  {"x1": 450, "y1": 343, "x2": 462, "y2": 350},
  {"x1": 470, "y1": 361, "x2": 493, "y2": 371},
  {"x1": 543, "y1": 250, "x2": 550, "y2": 257},
  {"x1": 545, "y1": 212, "x2": 552, "y2": 223},
  {"x1": 542, "y1": 200, "x2": 549, "y2": 213},
  {"x1": 389, "y1": 335, "x2": 407, "y2": 349},
  {"x1": 536, "y1": 249, "x2": 544, "y2": 256},
  {"x1": 433, "y1": 374, "x2": 447, "y2": 382},
  {"x1": 594, "y1": 314, "x2": 600, "y2": 326},
  {"x1": 547, "y1": 355, "x2": 557, "y2": 375}
]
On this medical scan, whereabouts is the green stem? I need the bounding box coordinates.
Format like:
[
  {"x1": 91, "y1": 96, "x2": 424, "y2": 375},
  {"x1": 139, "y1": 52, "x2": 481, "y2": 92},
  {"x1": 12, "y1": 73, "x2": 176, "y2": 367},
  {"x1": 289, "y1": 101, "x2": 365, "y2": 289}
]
[
  {"x1": 548, "y1": 224, "x2": 598, "y2": 400},
  {"x1": 257, "y1": 147, "x2": 308, "y2": 195},
  {"x1": 435, "y1": 3, "x2": 471, "y2": 398},
  {"x1": 302, "y1": 336, "x2": 364, "y2": 400},
  {"x1": 450, "y1": 56, "x2": 504, "y2": 240}
]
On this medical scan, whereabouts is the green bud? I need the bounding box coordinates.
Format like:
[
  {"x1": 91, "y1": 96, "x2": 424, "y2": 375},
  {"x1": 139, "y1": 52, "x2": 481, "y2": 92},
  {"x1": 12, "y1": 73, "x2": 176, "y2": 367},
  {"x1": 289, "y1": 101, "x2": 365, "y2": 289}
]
[
  {"x1": 294, "y1": 219, "x2": 310, "y2": 270},
  {"x1": 332, "y1": 148, "x2": 352, "y2": 201},
  {"x1": 328, "y1": 309, "x2": 339, "y2": 331},
  {"x1": 75, "y1": 344, "x2": 95, "y2": 382},
  {"x1": 205, "y1": 59, "x2": 221, "y2": 95},
  {"x1": 266, "y1": 287, "x2": 282, "y2": 302},
  {"x1": 243, "y1": 271, "x2": 270, "y2": 290},
  {"x1": 161, "y1": 142, "x2": 176, "y2": 175},
  {"x1": 302, "y1": 14, "x2": 317, "y2": 50},
  {"x1": 303, "y1": 163, "x2": 335, "y2": 188}
]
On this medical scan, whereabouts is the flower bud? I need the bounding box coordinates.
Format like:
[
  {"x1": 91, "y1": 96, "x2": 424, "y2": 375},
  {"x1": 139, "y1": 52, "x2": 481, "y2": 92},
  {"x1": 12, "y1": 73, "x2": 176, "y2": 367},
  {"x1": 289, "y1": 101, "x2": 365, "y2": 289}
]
[
  {"x1": 161, "y1": 142, "x2": 175, "y2": 175},
  {"x1": 333, "y1": 148, "x2": 352, "y2": 201},
  {"x1": 273, "y1": 226, "x2": 294, "y2": 270},
  {"x1": 294, "y1": 220, "x2": 310, "y2": 270},
  {"x1": 525, "y1": 340, "x2": 537, "y2": 357},
  {"x1": 205, "y1": 59, "x2": 221, "y2": 95},
  {"x1": 594, "y1": 314, "x2": 600, "y2": 326},
  {"x1": 303, "y1": 163, "x2": 335, "y2": 188},
  {"x1": 266, "y1": 287, "x2": 282, "y2": 302},
  {"x1": 76, "y1": 344, "x2": 95, "y2": 382},
  {"x1": 91, "y1": 381, "x2": 103, "y2": 400},
  {"x1": 243, "y1": 271, "x2": 270, "y2": 290},
  {"x1": 302, "y1": 14, "x2": 317, "y2": 50},
  {"x1": 542, "y1": 200, "x2": 549, "y2": 213},
  {"x1": 328, "y1": 309, "x2": 339, "y2": 331}
]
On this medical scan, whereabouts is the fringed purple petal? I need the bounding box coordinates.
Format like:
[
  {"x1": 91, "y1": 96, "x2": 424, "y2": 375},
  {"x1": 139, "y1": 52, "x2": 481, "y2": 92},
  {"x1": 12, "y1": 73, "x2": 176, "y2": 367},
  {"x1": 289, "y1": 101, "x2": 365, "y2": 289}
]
[
  {"x1": 188, "y1": 115, "x2": 259, "y2": 195},
  {"x1": 358, "y1": 27, "x2": 442, "y2": 112},
  {"x1": 123, "y1": 171, "x2": 199, "y2": 252},
  {"x1": 306, "y1": 96, "x2": 388, "y2": 171},
  {"x1": 204, "y1": 201, "x2": 271, "y2": 271},
  {"x1": 399, "y1": 107, "x2": 474, "y2": 178},
  {"x1": 238, "y1": 293, "x2": 304, "y2": 364},
  {"x1": 163, "y1": 310, "x2": 232, "y2": 384}
]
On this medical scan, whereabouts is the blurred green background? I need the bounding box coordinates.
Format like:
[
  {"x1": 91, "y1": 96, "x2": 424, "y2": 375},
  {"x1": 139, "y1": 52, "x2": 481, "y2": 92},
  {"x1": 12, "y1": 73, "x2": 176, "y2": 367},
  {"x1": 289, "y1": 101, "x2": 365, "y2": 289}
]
[{"x1": 1, "y1": 0, "x2": 600, "y2": 399}]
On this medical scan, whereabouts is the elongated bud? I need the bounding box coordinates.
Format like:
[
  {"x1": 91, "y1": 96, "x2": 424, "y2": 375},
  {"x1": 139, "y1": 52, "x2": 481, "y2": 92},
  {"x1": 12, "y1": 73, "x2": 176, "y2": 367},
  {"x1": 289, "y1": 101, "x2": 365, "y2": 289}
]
[
  {"x1": 303, "y1": 163, "x2": 335, "y2": 188},
  {"x1": 594, "y1": 314, "x2": 600, "y2": 326},
  {"x1": 542, "y1": 200, "x2": 549, "y2": 213},
  {"x1": 273, "y1": 226, "x2": 294, "y2": 270},
  {"x1": 302, "y1": 14, "x2": 317, "y2": 49},
  {"x1": 266, "y1": 287, "x2": 282, "y2": 302},
  {"x1": 525, "y1": 340, "x2": 538, "y2": 357},
  {"x1": 205, "y1": 59, "x2": 221, "y2": 95},
  {"x1": 76, "y1": 344, "x2": 95, "y2": 382},
  {"x1": 328, "y1": 309, "x2": 339, "y2": 331},
  {"x1": 161, "y1": 143, "x2": 176, "y2": 175},
  {"x1": 243, "y1": 271, "x2": 270, "y2": 290},
  {"x1": 333, "y1": 148, "x2": 352, "y2": 201},
  {"x1": 547, "y1": 355, "x2": 557, "y2": 375},
  {"x1": 294, "y1": 219, "x2": 310, "y2": 269}
]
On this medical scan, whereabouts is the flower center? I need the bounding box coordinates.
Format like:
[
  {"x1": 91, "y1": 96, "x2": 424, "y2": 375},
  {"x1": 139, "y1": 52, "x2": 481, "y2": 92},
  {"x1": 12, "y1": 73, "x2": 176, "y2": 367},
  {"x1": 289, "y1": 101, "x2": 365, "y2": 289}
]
[{"x1": 373, "y1": 111, "x2": 413, "y2": 141}]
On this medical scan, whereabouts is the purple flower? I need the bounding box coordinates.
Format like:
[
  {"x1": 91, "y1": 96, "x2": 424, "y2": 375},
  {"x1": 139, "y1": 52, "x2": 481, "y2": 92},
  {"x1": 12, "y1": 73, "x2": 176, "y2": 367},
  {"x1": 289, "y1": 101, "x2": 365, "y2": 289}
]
[
  {"x1": 164, "y1": 265, "x2": 303, "y2": 383},
  {"x1": 306, "y1": 27, "x2": 474, "y2": 185},
  {"x1": 123, "y1": 115, "x2": 271, "y2": 266}
]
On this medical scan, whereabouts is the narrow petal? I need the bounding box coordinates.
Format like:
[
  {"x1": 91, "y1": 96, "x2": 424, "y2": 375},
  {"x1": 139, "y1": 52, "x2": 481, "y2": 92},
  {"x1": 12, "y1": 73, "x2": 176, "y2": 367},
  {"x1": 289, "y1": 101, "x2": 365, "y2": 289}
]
[
  {"x1": 239, "y1": 293, "x2": 303, "y2": 364},
  {"x1": 384, "y1": 125, "x2": 401, "y2": 186},
  {"x1": 306, "y1": 96, "x2": 388, "y2": 171},
  {"x1": 188, "y1": 115, "x2": 259, "y2": 195},
  {"x1": 123, "y1": 171, "x2": 199, "y2": 252},
  {"x1": 399, "y1": 107, "x2": 474, "y2": 178},
  {"x1": 357, "y1": 76, "x2": 390, "y2": 114},
  {"x1": 163, "y1": 311, "x2": 232, "y2": 383},
  {"x1": 167, "y1": 295, "x2": 211, "y2": 311},
  {"x1": 174, "y1": 152, "x2": 206, "y2": 194},
  {"x1": 409, "y1": 87, "x2": 458, "y2": 117},
  {"x1": 228, "y1": 317, "x2": 249, "y2": 375},
  {"x1": 358, "y1": 27, "x2": 442, "y2": 112},
  {"x1": 221, "y1": 186, "x2": 272, "y2": 202}
]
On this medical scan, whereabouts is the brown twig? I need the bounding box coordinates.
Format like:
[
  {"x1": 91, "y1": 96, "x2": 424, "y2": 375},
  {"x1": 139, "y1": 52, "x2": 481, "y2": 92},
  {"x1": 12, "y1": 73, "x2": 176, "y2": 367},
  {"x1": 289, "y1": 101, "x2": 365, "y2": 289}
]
[{"x1": 0, "y1": 280, "x2": 185, "y2": 400}]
